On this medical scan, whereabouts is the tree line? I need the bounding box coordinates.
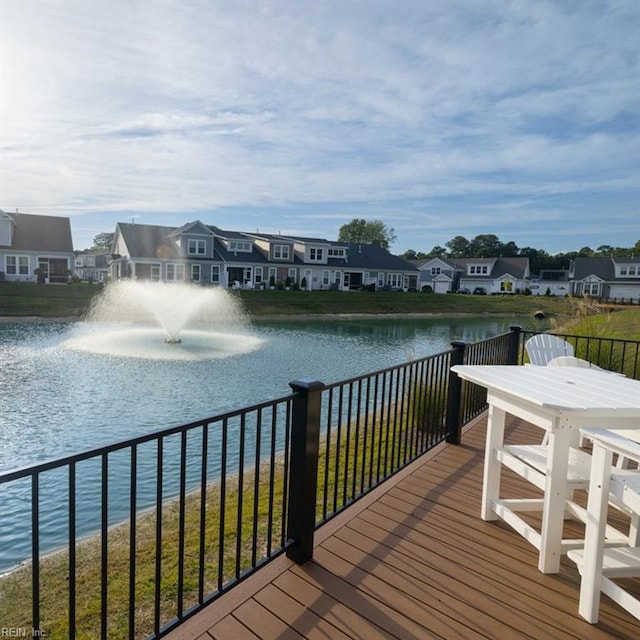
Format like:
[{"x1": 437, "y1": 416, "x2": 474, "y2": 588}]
[
  {"x1": 400, "y1": 234, "x2": 640, "y2": 274},
  {"x1": 336, "y1": 220, "x2": 639, "y2": 274}
]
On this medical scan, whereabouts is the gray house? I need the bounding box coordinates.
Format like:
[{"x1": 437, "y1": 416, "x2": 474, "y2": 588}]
[
  {"x1": 570, "y1": 257, "x2": 640, "y2": 301},
  {"x1": 0, "y1": 210, "x2": 75, "y2": 283},
  {"x1": 108, "y1": 220, "x2": 418, "y2": 290}
]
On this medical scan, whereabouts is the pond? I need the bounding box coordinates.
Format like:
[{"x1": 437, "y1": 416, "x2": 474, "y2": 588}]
[{"x1": 0, "y1": 315, "x2": 529, "y2": 572}]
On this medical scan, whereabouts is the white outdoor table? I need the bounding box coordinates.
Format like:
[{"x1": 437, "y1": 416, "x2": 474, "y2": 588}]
[{"x1": 451, "y1": 364, "x2": 640, "y2": 573}]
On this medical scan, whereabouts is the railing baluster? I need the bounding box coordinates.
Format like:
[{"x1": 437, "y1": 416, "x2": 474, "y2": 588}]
[
  {"x1": 101, "y1": 453, "x2": 108, "y2": 640},
  {"x1": 198, "y1": 425, "x2": 208, "y2": 603},
  {"x1": 31, "y1": 473, "x2": 40, "y2": 632},
  {"x1": 69, "y1": 463, "x2": 76, "y2": 640},
  {"x1": 332, "y1": 386, "x2": 344, "y2": 513},
  {"x1": 252, "y1": 409, "x2": 262, "y2": 567},
  {"x1": 177, "y1": 430, "x2": 187, "y2": 617},
  {"x1": 128, "y1": 445, "x2": 137, "y2": 640},
  {"x1": 153, "y1": 437, "x2": 164, "y2": 637},
  {"x1": 267, "y1": 404, "x2": 277, "y2": 555},
  {"x1": 322, "y1": 389, "x2": 333, "y2": 521},
  {"x1": 218, "y1": 418, "x2": 228, "y2": 591},
  {"x1": 235, "y1": 414, "x2": 246, "y2": 579},
  {"x1": 281, "y1": 401, "x2": 292, "y2": 548}
]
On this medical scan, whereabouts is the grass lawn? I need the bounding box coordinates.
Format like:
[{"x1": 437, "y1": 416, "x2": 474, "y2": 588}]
[{"x1": 0, "y1": 281, "x2": 579, "y2": 319}]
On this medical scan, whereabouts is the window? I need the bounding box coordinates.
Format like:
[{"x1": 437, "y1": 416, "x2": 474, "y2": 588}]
[
  {"x1": 273, "y1": 244, "x2": 290, "y2": 260},
  {"x1": 188, "y1": 239, "x2": 206, "y2": 255},
  {"x1": 167, "y1": 264, "x2": 185, "y2": 281},
  {"x1": 328, "y1": 248, "x2": 346, "y2": 258},
  {"x1": 617, "y1": 264, "x2": 638, "y2": 277},
  {"x1": 431, "y1": 267, "x2": 441, "y2": 276},
  {"x1": 387, "y1": 273, "x2": 402, "y2": 288},
  {"x1": 6, "y1": 255, "x2": 29, "y2": 275},
  {"x1": 322, "y1": 270, "x2": 330, "y2": 286},
  {"x1": 309, "y1": 247, "x2": 323, "y2": 261},
  {"x1": 584, "y1": 282, "x2": 600, "y2": 296},
  {"x1": 211, "y1": 265, "x2": 220, "y2": 284},
  {"x1": 229, "y1": 240, "x2": 252, "y2": 252},
  {"x1": 191, "y1": 264, "x2": 201, "y2": 282},
  {"x1": 254, "y1": 266, "x2": 263, "y2": 284},
  {"x1": 469, "y1": 265, "x2": 489, "y2": 275}
]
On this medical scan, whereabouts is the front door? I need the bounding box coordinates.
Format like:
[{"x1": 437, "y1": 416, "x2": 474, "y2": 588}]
[{"x1": 37, "y1": 260, "x2": 49, "y2": 283}]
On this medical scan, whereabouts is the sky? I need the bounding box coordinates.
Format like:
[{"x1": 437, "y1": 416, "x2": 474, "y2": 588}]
[{"x1": 1, "y1": 0, "x2": 638, "y2": 254}]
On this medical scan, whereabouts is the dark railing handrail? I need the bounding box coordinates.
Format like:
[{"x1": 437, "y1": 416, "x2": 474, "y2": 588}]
[
  {"x1": 0, "y1": 393, "x2": 296, "y2": 484},
  {"x1": 2, "y1": 326, "x2": 639, "y2": 639}
]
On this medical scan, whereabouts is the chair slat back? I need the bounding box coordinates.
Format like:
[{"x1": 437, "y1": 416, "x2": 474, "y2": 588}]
[{"x1": 525, "y1": 334, "x2": 574, "y2": 365}]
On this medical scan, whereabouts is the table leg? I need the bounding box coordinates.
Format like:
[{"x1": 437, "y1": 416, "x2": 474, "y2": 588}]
[
  {"x1": 538, "y1": 421, "x2": 573, "y2": 573},
  {"x1": 578, "y1": 443, "x2": 613, "y2": 623},
  {"x1": 481, "y1": 403, "x2": 506, "y2": 521}
]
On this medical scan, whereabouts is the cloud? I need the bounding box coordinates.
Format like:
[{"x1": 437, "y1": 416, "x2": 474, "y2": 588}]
[{"x1": 0, "y1": 0, "x2": 637, "y2": 252}]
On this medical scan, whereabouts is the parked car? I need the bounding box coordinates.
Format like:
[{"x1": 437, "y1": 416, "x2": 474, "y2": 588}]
[{"x1": 473, "y1": 287, "x2": 487, "y2": 295}]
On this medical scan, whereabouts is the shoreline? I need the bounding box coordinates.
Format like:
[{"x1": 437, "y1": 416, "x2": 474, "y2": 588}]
[{"x1": 0, "y1": 311, "x2": 522, "y2": 324}]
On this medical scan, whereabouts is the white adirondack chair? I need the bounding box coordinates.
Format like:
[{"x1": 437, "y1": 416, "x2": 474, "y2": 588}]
[
  {"x1": 567, "y1": 429, "x2": 640, "y2": 623},
  {"x1": 547, "y1": 356, "x2": 604, "y2": 370},
  {"x1": 525, "y1": 334, "x2": 574, "y2": 365}
]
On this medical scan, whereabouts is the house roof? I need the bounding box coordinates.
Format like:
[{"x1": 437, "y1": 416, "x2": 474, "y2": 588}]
[
  {"x1": 1, "y1": 212, "x2": 73, "y2": 252},
  {"x1": 411, "y1": 256, "x2": 529, "y2": 278},
  {"x1": 117, "y1": 222, "x2": 182, "y2": 259},
  {"x1": 340, "y1": 243, "x2": 418, "y2": 271},
  {"x1": 571, "y1": 256, "x2": 640, "y2": 281}
]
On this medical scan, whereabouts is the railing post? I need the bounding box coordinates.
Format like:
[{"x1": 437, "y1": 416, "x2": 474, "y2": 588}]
[
  {"x1": 508, "y1": 325, "x2": 522, "y2": 365},
  {"x1": 286, "y1": 378, "x2": 325, "y2": 564},
  {"x1": 445, "y1": 341, "x2": 467, "y2": 445}
]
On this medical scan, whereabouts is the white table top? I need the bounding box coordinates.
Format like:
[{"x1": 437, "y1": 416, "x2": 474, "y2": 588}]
[{"x1": 451, "y1": 365, "x2": 640, "y2": 416}]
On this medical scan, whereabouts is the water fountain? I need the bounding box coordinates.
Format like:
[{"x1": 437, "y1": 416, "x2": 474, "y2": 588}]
[{"x1": 63, "y1": 280, "x2": 264, "y2": 360}]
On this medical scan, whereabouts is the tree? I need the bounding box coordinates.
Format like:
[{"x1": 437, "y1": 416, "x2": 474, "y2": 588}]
[
  {"x1": 428, "y1": 246, "x2": 448, "y2": 258},
  {"x1": 469, "y1": 234, "x2": 504, "y2": 258},
  {"x1": 92, "y1": 232, "x2": 115, "y2": 251},
  {"x1": 445, "y1": 235, "x2": 471, "y2": 258},
  {"x1": 338, "y1": 219, "x2": 396, "y2": 250}
]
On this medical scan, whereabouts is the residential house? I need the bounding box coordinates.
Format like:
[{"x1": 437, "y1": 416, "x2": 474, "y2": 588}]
[
  {"x1": 74, "y1": 252, "x2": 111, "y2": 283},
  {"x1": 108, "y1": 221, "x2": 418, "y2": 291},
  {"x1": 0, "y1": 210, "x2": 75, "y2": 283},
  {"x1": 412, "y1": 256, "x2": 530, "y2": 294},
  {"x1": 569, "y1": 256, "x2": 640, "y2": 301},
  {"x1": 530, "y1": 269, "x2": 571, "y2": 297}
]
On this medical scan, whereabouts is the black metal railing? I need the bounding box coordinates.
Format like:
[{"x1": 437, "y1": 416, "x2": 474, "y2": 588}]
[
  {"x1": 2, "y1": 326, "x2": 638, "y2": 639},
  {"x1": 593, "y1": 296, "x2": 640, "y2": 306}
]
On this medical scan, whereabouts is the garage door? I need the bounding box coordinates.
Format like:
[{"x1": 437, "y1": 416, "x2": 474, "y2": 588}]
[{"x1": 609, "y1": 285, "x2": 640, "y2": 300}]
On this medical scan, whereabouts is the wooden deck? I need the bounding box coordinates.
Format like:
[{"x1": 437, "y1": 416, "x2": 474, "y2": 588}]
[{"x1": 166, "y1": 414, "x2": 639, "y2": 640}]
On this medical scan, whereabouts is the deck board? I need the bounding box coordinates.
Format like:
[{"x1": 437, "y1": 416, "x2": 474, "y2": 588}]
[{"x1": 165, "y1": 414, "x2": 639, "y2": 640}]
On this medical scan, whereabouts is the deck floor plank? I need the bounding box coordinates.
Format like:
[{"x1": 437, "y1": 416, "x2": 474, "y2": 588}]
[{"x1": 165, "y1": 414, "x2": 639, "y2": 640}]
